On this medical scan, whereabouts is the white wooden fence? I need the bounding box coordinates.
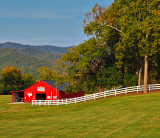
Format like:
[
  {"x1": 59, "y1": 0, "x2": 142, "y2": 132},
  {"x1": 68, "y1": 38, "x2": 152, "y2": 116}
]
[{"x1": 32, "y1": 84, "x2": 160, "y2": 106}]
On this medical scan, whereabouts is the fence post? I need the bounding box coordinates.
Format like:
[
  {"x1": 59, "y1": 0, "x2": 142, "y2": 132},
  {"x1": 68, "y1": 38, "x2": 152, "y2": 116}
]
[
  {"x1": 149, "y1": 84, "x2": 151, "y2": 92},
  {"x1": 115, "y1": 89, "x2": 117, "y2": 96},
  {"x1": 39, "y1": 100, "x2": 41, "y2": 106},
  {"x1": 66, "y1": 99, "x2": 67, "y2": 105},
  {"x1": 94, "y1": 94, "x2": 96, "y2": 100},
  {"x1": 57, "y1": 99, "x2": 59, "y2": 106},
  {"x1": 75, "y1": 98, "x2": 76, "y2": 104},
  {"x1": 107, "y1": 91, "x2": 109, "y2": 97},
  {"x1": 137, "y1": 86, "x2": 139, "y2": 93},
  {"x1": 125, "y1": 88, "x2": 127, "y2": 94},
  {"x1": 104, "y1": 91, "x2": 106, "y2": 98}
]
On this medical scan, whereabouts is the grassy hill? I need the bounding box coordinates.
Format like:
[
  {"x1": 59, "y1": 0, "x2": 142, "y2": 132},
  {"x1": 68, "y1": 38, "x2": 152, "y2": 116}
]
[
  {"x1": 0, "y1": 42, "x2": 72, "y2": 77},
  {"x1": 1, "y1": 92, "x2": 160, "y2": 137}
]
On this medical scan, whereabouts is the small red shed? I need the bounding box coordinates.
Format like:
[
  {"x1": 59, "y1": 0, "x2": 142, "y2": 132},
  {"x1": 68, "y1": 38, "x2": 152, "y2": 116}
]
[{"x1": 11, "y1": 80, "x2": 84, "y2": 103}]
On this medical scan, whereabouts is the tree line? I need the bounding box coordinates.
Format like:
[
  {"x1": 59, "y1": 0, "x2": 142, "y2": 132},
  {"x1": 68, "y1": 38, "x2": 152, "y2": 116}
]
[{"x1": 59, "y1": 0, "x2": 159, "y2": 93}]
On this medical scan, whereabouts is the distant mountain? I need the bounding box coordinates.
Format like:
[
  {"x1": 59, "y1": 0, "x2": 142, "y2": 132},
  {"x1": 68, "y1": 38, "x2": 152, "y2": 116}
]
[
  {"x1": 0, "y1": 42, "x2": 72, "y2": 54},
  {"x1": 21, "y1": 48, "x2": 60, "y2": 61},
  {"x1": 0, "y1": 42, "x2": 72, "y2": 78},
  {"x1": 0, "y1": 42, "x2": 29, "y2": 50}
]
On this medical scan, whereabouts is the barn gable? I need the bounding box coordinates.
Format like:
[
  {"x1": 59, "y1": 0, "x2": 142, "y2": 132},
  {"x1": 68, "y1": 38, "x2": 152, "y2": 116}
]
[{"x1": 24, "y1": 80, "x2": 68, "y2": 92}]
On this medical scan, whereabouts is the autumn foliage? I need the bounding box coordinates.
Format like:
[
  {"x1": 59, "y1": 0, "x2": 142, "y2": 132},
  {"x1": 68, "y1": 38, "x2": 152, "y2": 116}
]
[{"x1": 0, "y1": 67, "x2": 35, "y2": 94}]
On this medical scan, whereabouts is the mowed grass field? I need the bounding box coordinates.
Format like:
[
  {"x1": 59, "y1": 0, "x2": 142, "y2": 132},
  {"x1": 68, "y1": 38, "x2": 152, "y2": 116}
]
[{"x1": 1, "y1": 93, "x2": 160, "y2": 138}]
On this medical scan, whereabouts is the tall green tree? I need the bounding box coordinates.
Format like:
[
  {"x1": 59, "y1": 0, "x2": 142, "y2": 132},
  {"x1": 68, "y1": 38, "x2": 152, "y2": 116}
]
[
  {"x1": 38, "y1": 66, "x2": 55, "y2": 81},
  {"x1": 1, "y1": 67, "x2": 36, "y2": 94},
  {"x1": 116, "y1": 0, "x2": 160, "y2": 93},
  {"x1": 1, "y1": 67, "x2": 23, "y2": 93},
  {"x1": 84, "y1": 1, "x2": 159, "y2": 93},
  {"x1": 38, "y1": 65, "x2": 68, "y2": 83},
  {"x1": 22, "y1": 73, "x2": 36, "y2": 89},
  {"x1": 62, "y1": 37, "x2": 122, "y2": 93}
]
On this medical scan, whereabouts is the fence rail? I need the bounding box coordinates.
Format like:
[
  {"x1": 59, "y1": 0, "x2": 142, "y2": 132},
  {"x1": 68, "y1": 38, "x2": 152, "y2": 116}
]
[{"x1": 32, "y1": 84, "x2": 160, "y2": 106}]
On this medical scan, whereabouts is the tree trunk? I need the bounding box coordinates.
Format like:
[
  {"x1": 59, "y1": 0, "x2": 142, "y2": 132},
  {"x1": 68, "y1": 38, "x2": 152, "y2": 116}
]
[
  {"x1": 144, "y1": 55, "x2": 148, "y2": 94},
  {"x1": 98, "y1": 85, "x2": 103, "y2": 92},
  {"x1": 138, "y1": 66, "x2": 142, "y2": 86}
]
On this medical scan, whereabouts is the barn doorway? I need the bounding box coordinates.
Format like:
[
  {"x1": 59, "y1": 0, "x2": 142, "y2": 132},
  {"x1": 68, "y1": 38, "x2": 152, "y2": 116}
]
[
  {"x1": 13, "y1": 92, "x2": 24, "y2": 102},
  {"x1": 36, "y1": 93, "x2": 46, "y2": 100}
]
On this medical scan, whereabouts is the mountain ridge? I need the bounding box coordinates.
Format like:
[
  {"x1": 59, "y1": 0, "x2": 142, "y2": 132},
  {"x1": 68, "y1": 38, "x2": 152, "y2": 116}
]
[
  {"x1": 0, "y1": 42, "x2": 72, "y2": 77},
  {"x1": 0, "y1": 42, "x2": 72, "y2": 54}
]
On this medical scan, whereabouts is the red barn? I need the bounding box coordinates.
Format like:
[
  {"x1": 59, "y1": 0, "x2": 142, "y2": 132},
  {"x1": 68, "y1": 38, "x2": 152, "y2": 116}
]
[{"x1": 11, "y1": 80, "x2": 84, "y2": 103}]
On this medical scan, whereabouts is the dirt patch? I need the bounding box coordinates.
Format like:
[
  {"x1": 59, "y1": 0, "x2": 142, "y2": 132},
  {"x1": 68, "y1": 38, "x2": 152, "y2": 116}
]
[{"x1": 8, "y1": 102, "x2": 25, "y2": 104}]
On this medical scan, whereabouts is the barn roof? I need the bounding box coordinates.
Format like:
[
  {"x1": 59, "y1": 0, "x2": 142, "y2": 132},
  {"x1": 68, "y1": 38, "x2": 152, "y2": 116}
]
[{"x1": 42, "y1": 80, "x2": 67, "y2": 91}]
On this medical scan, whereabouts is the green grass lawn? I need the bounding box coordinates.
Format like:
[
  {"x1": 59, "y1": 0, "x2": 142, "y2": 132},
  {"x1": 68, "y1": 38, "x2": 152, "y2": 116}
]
[{"x1": 1, "y1": 93, "x2": 160, "y2": 138}]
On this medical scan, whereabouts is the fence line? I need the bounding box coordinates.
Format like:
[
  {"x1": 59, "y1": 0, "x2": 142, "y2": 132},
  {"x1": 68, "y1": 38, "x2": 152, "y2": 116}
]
[{"x1": 32, "y1": 84, "x2": 160, "y2": 106}]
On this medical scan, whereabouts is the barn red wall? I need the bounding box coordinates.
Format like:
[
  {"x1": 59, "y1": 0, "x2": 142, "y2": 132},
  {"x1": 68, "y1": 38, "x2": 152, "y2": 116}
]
[
  {"x1": 24, "y1": 80, "x2": 59, "y2": 103},
  {"x1": 11, "y1": 80, "x2": 85, "y2": 103},
  {"x1": 59, "y1": 91, "x2": 84, "y2": 99}
]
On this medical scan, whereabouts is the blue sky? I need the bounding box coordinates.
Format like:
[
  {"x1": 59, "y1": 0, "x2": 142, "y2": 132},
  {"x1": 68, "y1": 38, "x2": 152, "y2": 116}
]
[{"x1": 0, "y1": 0, "x2": 114, "y2": 47}]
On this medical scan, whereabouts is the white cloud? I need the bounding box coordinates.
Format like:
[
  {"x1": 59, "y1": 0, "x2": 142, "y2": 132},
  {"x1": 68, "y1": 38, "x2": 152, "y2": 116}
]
[{"x1": 0, "y1": 10, "x2": 72, "y2": 19}]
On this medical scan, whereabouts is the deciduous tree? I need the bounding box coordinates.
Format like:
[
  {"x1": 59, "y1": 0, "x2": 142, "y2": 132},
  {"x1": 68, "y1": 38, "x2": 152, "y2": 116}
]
[
  {"x1": 84, "y1": 0, "x2": 160, "y2": 93},
  {"x1": 1, "y1": 67, "x2": 23, "y2": 93}
]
